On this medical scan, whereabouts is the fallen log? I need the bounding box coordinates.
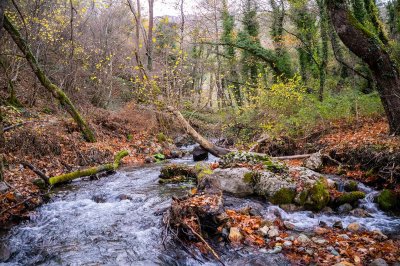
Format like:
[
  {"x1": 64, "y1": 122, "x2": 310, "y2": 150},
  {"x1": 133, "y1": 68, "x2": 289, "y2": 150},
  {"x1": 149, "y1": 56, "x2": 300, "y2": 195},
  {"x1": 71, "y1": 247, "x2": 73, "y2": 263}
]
[
  {"x1": 167, "y1": 106, "x2": 231, "y2": 157},
  {"x1": 48, "y1": 150, "x2": 129, "y2": 185},
  {"x1": 28, "y1": 151, "x2": 129, "y2": 186}
]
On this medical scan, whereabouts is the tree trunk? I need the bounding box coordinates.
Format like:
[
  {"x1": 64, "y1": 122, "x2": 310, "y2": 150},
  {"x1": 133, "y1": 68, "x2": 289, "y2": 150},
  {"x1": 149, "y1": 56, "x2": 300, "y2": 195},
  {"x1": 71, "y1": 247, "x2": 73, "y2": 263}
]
[
  {"x1": 3, "y1": 15, "x2": 96, "y2": 142},
  {"x1": 147, "y1": 0, "x2": 154, "y2": 71},
  {"x1": 0, "y1": 0, "x2": 6, "y2": 182},
  {"x1": 167, "y1": 106, "x2": 231, "y2": 157},
  {"x1": 328, "y1": 1, "x2": 400, "y2": 135}
]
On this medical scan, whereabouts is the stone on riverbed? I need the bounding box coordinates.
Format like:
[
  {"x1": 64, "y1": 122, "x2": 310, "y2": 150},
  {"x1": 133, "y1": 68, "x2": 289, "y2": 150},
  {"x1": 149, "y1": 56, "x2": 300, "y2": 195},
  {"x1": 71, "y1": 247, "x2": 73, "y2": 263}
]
[{"x1": 192, "y1": 145, "x2": 208, "y2": 161}]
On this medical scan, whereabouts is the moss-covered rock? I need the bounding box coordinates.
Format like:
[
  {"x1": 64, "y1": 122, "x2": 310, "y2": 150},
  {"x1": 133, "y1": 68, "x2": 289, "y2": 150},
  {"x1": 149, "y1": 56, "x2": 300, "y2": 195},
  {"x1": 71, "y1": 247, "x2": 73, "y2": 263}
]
[
  {"x1": 270, "y1": 188, "x2": 296, "y2": 205},
  {"x1": 304, "y1": 179, "x2": 330, "y2": 211},
  {"x1": 336, "y1": 191, "x2": 366, "y2": 205},
  {"x1": 158, "y1": 176, "x2": 187, "y2": 184},
  {"x1": 194, "y1": 163, "x2": 213, "y2": 182},
  {"x1": 377, "y1": 189, "x2": 399, "y2": 211},
  {"x1": 219, "y1": 152, "x2": 286, "y2": 173},
  {"x1": 159, "y1": 164, "x2": 197, "y2": 180},
  {"x1": 344, "y1": 181, "x2": 358, "y2": 192}
]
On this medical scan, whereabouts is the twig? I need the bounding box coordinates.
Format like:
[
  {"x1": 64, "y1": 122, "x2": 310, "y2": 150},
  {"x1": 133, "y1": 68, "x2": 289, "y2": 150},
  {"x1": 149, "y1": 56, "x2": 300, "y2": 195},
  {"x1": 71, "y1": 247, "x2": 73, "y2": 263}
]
[{"x1": 186, "y1": 224, "x2": 224, "y2": 265}]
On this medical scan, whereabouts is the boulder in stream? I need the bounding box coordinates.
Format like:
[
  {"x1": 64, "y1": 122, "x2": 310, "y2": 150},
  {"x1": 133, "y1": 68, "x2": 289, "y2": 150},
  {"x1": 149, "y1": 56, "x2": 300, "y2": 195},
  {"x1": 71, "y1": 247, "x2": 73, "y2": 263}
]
[
  {"x1": 376, "y1": 189, "x2": 400, "y2": 212},
  {"x1": 192, "y1": 145, "x2": 208, "y2": 161}
]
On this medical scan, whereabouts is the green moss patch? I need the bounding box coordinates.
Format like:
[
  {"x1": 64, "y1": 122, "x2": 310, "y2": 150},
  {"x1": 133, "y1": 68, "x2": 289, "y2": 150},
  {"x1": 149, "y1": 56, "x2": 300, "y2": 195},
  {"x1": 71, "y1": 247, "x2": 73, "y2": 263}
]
[
  {"x1": 270, "y1": 188, "x2": 296, "y2": 205},
  {"x1": 336, "y1": 191, "x2": 366, "y2": 205},
  {"x1": 377, "y1": 189, "x2": 399, "y2": 211},
  {"x1": 305, "y1": 179, "x2": 330, "y2": 211}
]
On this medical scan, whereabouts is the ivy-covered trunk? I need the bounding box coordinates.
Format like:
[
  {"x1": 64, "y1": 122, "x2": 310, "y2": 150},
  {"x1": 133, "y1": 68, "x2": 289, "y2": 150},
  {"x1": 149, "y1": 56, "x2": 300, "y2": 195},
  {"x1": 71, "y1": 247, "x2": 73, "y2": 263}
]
[
  {"x1": 328, "y1": 0, "x2": 400, "y2": 135},
  {"x1": 3, "y1": 15, "x2": 96, "y2": 142}
]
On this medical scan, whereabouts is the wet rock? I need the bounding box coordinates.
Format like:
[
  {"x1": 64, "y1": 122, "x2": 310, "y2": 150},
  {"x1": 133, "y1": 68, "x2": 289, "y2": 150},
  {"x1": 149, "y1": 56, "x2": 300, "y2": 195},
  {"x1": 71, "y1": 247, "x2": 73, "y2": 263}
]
[
  {"x1": 229, "y1": 227, "x2": 243, "y2": 243},
  {"x1": 305, "y1": 248, "x2": 314, "y2": 255},
  {"x1": 173, "y1": 150, "x2": 184, "y2": 158},
  {"x1": 204, "y1": 168, "x2": 254, "y2": 197},
  {"x1": 333, "y1": 221, "x2": 343, "y2": 229},
  {"x1": 344, "y1": 181, "x2": 358, "y2": 192},
  {"x1": 338, "y1": 203, "x2": 353, "y2": 214},
  {"x1": 269, "y1": 245, "x2": 283, "y2": 254},
  {"x1": 249, "y1": 207, "x2": 262, "y2": 217},
  {"x1": 145, "y1": 156, "x2": 154, "y2": 163},
  {"x1": 326, "y1": 179, "x2": 337, "y2": 189},
  {"x1": 369, "y1": 258, "x2": 388, "y2": 266},
  {"x1": 297, "y1": 234, "x2": 311, "y2": 243},
  {"x1": 321, "y1": 206, "x2": 334, "y2": 214},
  {"x1": 0, "y1": 243, "x2": 11, "y2": 262},
  {"x1": 92, "y1": 194, "x2": 107, "y2": 203},
  {"x1": 319, "y1": 221, "x2": 328, "y2": 227},
  {"x1": 338, "y1": 234, "x2": 350, "y2": 240},
  {"x1": 372, "y1": 230, "x2": 388, "y2": 241},
  {"x1": 0, "y1": 182, "x2": 9, "y2": 193},
  {"x1": 280, "y1": 204, "x2": 303, "y2": 212},
  {"x1": 283, "y1": 221, "x2": 296, "y2": 230},
  {"x1": 268, "y1": 226, "x2": 280, "y2": 238},
  {"x1": 376, "y1": 189, "x2": 399, "y2": 211},
  {"x1": 350, "y1": 208, "x2": 371, "y2": 217},
  {"x1": 117, "y1": 194, "x2": 132, "y2": 201},
  {"x1": 254, "y1": 171, "x2": 296, "y2": 199},
  {"x1": 230, "y1": 253, "x2": 289, "y2": 266},
  {"x1": 314, "y1": 227, "x2": 329, "y2": 235},
  {"x1": 284, "y1": 236, "x2": 295, "y2": 241},
  {"x1": 347, "y1": 222, "x2": 360, "y2": 232},
  {"x1": 192, "y1": 146, "x2": 208, "y2": 161},
  {"x1": 303, "y1": 152, "x2": 323, "y2": 171},
  {"x1": 283, "y1": 241, "x2": 292, "y2": 247}
]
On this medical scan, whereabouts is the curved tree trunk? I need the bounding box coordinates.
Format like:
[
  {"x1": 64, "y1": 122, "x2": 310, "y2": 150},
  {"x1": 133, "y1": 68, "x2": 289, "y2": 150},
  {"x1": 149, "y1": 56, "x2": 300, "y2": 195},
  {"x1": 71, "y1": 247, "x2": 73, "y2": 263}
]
[
  {"x1": 327, "y1": 0, "x2": 400, "y2": 135},
  {"x1": 3, "y1": 15, "x2": 96, "y2": 142},
  {"x1": 167, "y1": 106, "x2": 231, "y2": 157}
]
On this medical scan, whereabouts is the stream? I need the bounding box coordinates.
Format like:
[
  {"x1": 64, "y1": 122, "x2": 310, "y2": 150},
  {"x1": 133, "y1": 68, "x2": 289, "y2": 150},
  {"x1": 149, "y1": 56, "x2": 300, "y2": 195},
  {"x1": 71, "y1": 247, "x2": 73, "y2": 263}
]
[{"x1": 1, "y1": 151, "x2": 400, "y2": 265}]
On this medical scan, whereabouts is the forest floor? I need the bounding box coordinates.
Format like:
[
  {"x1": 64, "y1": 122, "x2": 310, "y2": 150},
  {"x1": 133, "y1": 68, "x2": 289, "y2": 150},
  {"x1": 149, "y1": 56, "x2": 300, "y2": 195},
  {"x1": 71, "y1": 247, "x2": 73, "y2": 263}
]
[{"x1": 0, "y1": 103, "x2": 174, "y2": 227}]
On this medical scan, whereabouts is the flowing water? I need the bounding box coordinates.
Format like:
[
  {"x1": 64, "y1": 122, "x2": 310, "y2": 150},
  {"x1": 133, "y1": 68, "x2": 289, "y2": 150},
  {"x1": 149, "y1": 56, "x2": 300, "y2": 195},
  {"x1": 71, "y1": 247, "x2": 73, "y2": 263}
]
[{"x1": 1, "y1": 152, "x2": 399, "y2": 265}]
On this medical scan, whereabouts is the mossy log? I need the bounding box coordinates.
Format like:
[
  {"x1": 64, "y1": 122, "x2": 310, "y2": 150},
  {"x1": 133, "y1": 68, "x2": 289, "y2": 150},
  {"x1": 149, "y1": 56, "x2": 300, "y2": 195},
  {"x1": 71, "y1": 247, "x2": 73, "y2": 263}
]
[
  {"x1": 3, "y1": 15, "x2": 96, "y2": 142},
  {"x1": 48, "y1": 150, "x2": 129, "y2": 185}
]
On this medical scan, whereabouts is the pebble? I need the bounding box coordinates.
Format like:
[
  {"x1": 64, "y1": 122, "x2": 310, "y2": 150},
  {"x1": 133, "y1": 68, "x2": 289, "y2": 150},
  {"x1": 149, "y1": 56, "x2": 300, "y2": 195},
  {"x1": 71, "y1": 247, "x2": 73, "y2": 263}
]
[
  {"x1": 333, "y1": 221, "x2": 344, "y2": 229},
  {"x1": 312, "y1": 237, "x2": 328, "y2": 244},
  {"x1": 268, "y1": 227, "x2": 279, "y2": 238},
  {"x1": 314, "y1": 227, "x2": 328, "y2": 235},
  {"x1": 305, "y1": 248, "x2": 314, "y2": 255},
  {"x1": 338, "y1": 203, "x2": 353, "y2": 214},
  {"x1": 283, "y1": 221, "x2": 296, "y2": 230},
  {"x1": 347, "y1": 222, "x2": 360, "y2": 232},
  {"x1": 350, "y1": 208, "x2": 371, "y2": 218},
  {"x1": 369, "y1": 258, "x2": 388, "y2": 266},
  {"x1": 258, "y1": 225, "x2": 269, "y2": 236},
  {"x1": 319, "y1": 221, "x2": 328, "y2": 227},
  {"x1": 0, "y1": 182, "x2": 9, "y2": 194},
  {"x1": 229, "y1": 227, "x2": 243, "y2": 242},
  {"x1": 338, "y1": 234, "x2": 350, "y2": 240},
  {"x1": 297, "y1": 234, "x2": 311, "y2": 243},
  {"x1": 327, "y1": 246, "x2": 340, "y2": 256},
  {"x1": 283, "y1": 241, "x2": 292, "y2": 247},
  {"x1": 261, "y1": 245, "x2": 282, "y2": 254},
  {"x1": 284, "y1": 236, "x2": 295, "y2": 241}
]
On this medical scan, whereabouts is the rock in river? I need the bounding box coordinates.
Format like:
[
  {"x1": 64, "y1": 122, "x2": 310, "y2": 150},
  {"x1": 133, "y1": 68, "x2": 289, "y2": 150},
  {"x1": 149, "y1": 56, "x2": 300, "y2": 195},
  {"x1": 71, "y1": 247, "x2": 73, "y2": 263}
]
[{"x1": 192, "y1": 145, "x2": 208, "y2": 161}]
